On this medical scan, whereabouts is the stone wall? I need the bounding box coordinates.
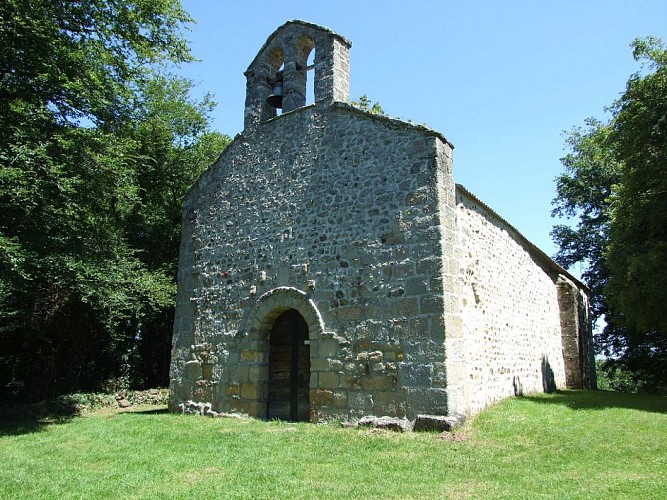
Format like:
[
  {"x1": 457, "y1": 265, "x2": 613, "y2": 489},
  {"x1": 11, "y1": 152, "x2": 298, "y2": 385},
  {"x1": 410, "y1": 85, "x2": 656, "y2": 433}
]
[
  {"x1": 170, "y1": 101, "x2": 456, "y2": 421},
  {"x1": 450, "y1": 186, "x2": 569, "y2": 415}
]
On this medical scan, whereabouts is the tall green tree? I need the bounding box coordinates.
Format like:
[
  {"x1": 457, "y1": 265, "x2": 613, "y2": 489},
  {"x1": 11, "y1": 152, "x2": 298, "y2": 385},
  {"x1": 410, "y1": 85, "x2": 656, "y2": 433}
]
[
  {"x1": 552, "y1": 37, "x2": 667, "y2": 392},
  {"x1": 0, "y1": 0, "x2": 193, "y2": 127},
  {"x1": 551, "y1": 119, "x2": 622, "y2": 324},
  {"x1": 606, "y1": 37, "x2": 667, "y2": 334},
  {"x1": 125, "y1": 75, "x2": 230, "y2": 387},
  {"x1": 0, "y1": 0, "x2": 227, "y2": 400}
]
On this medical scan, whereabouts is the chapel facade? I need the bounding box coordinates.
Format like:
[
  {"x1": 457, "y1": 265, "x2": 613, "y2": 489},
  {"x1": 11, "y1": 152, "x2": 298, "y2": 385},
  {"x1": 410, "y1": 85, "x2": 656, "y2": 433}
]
[{"x1": 169, "y1": 21, "x2": 596, "y2": 422}]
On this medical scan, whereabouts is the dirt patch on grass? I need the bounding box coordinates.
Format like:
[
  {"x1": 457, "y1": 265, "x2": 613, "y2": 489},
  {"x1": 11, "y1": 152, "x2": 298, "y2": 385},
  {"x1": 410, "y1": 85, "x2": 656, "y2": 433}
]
[
  {"x1": 180, "y1": 466, "x2": 226, "y2": 485},
  {"x1": 438, "y1": 431, "x2": 470, "y2": 442},
  {"x1": 360, "y1": 428, "x2": 393, "y2": 436}
]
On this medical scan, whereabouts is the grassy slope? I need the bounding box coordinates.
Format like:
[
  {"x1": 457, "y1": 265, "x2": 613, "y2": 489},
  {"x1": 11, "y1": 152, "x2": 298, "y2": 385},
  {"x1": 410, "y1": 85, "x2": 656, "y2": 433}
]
[{"x1": 0, "y1": 390, "x2": 665, "y2": 499}]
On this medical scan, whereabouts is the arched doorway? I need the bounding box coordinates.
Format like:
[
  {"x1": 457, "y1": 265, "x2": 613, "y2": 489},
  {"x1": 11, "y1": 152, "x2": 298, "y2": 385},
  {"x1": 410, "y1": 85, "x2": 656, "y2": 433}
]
[{"x1": 267, "y1": 309, "x2": 310, "y2": 421}]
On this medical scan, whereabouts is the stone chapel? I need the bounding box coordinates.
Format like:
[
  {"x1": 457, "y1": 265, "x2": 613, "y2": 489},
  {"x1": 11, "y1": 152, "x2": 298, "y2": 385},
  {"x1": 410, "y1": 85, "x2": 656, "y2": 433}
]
[{"x1": 169, "y1": 20, "x2": 596, "y2": 422}]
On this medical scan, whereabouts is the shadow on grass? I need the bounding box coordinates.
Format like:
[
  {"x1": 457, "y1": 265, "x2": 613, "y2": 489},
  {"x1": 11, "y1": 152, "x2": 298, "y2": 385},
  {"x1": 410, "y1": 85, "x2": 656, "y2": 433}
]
[
  {"x1": 521, "y1": 390, "x2": 667, "y2": 414},
  {"x1": 0, "y1": 395, "x2": 114, "y2": 437},
  {"x1": 119, "y1": 407, "x2": 169, "y2": 416},
  {"x1": 0, "y1": 405, "x2": 169, "y2": 437},
  {"x1": 0, "y1": 420, "x2": 46, "y2": 437},
  {"x1": 0, "y1": 413, "x2": 75, "y2": 437}
]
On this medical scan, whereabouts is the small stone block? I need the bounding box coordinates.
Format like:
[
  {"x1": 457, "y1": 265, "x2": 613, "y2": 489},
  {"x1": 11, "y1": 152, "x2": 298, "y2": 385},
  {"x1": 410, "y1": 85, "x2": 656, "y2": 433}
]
[
  {"x1": 413, "y1": 414, "x2": 466, "y2": 432},
  {"x1": 311, "y1": 389, "x2": 334, "y2": 406},
  {"x1": 358, "y1": 416, "x2": 413, "y2": 433},
  {"x1": 240, "y1": 382, "x2": 260, "y2": 400}
]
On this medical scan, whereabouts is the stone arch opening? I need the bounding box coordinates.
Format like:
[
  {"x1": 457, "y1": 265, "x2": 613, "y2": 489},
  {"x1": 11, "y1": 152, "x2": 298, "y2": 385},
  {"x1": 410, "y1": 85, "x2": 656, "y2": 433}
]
[
  {"x1": 296, "y1": 35, "x2": 315, "y2": 106},
  {"x1": 263, "y1": 37, "x2": 317, "y2": 116},
  {"x1": 267, "y1": 46, "x2": 285, "y2": 70},
  {"x1": 266, "y1": 47, "x2": 284, "y2": 118},
  {"x1": 244, "y1": 287, "x2": 325, "y2": 421},
  {"x1": 267, "y1": 309, "x2": 310, "y2": 421},
  {"x1": 247, "y1": 287, "x2": 325, "y2": 340}
]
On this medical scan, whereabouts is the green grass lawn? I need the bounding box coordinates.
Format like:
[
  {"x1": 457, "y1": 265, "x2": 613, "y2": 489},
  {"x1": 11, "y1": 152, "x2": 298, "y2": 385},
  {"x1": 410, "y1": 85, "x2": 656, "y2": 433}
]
[{"x1": 1, "y1": 390, "x2": 665, "y2": 499}]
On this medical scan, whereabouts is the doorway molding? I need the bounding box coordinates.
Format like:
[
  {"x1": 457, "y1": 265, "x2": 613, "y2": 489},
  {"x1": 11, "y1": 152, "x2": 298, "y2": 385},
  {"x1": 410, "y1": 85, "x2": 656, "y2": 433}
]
[{"x1": 246, "y1": 286, "x2": 325, "y2": 341}]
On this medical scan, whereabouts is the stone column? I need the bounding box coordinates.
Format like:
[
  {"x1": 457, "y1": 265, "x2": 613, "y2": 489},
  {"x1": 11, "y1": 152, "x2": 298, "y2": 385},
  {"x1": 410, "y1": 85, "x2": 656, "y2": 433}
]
[
  {"x1": 314, "y1": 35, "x2": 350, "y2": 105},
  {"x1": 244, "y1": 61, "x2": 277, "y2": 131}
]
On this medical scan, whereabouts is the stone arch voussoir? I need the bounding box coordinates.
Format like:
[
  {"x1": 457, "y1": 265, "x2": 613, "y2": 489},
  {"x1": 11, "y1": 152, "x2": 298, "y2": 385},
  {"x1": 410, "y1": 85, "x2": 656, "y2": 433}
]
[{"x1": 246, "y1": 287, "x2": 325, "y2": 340}]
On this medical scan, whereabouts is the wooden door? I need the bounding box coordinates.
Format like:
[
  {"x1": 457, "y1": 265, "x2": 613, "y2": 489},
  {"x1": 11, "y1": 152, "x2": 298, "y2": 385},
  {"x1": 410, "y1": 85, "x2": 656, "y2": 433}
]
[{"x1": 267, "y1": 309, "x2": 310, "y2": 421}]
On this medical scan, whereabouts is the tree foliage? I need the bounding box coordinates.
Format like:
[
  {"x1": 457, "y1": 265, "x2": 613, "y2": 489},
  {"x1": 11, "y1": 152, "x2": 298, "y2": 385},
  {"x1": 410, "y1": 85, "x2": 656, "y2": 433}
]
[
  {"x1": 0, "y1": 0, "x2": 193, "y2": 127},
  {"x1": 551, "y1": 119, "x2": 622, "y2": 323},
  {"x1": 352, "y1": 95, "x2": 386, "y2": 115},
  {"x1": 0, "y1": 0, "x2": 229, "y2": 401},
  {"x1": 552, "y1": 37, "x2": 667, "y2": 392},
  {"x1": 606, "y1": 37, "x2": 667, "y2": 334}
]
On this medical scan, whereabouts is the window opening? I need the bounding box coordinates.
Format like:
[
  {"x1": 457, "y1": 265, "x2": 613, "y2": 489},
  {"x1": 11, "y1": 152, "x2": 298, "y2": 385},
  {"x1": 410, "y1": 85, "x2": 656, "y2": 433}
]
[{"x1": 305, "y1": 49, "x2": 315, "y2": 105}]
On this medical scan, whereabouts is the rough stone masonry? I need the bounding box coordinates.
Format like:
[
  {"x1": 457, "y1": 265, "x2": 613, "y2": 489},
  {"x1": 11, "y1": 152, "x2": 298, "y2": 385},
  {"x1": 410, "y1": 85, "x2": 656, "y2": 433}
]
[{"x1": 169, "y1": 20, "x2": 596, "y2": 423}]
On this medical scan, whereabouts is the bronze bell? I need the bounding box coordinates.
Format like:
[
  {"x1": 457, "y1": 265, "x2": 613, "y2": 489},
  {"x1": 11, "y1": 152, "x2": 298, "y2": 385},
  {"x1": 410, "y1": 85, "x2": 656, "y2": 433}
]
[{"x1": 267, "y1": 70, "x2": 284, "y2": 109}]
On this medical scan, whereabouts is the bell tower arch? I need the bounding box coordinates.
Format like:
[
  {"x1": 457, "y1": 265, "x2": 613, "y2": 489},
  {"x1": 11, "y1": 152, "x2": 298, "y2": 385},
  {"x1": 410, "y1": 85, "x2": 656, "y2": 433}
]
[{"x1": 243, "y1": 20, "x2": 351, "y2": 130}]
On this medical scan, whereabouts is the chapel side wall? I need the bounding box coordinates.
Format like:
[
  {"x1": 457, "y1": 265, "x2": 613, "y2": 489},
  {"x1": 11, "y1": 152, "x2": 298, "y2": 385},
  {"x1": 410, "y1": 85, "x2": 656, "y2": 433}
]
[
  {"x1": 455, "y1": 188, "x2": 567, "y2": 415},
  {"x1": 170, "y1": 105, "x2": 452, "y2": 421}
]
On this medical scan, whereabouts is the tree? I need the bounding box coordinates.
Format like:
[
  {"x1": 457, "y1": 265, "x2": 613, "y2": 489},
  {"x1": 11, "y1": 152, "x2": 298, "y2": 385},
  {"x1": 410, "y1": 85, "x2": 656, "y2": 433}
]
[
  {"x1": 552, "y1": 37, "x2": 667, "y2": 392},
  {"x1": 606, "y1": 37, "x2": 667, "y2": 334},
  {"x1": 551, "y1": 119, "x2": 622, "y2": 324},
  {"x1": 0, "y1": 0, "x2": 228, "y2": 401},
  {"x1": 125, "y1": 75, "x2": 230, "y2": 387},
  {"x1": 0, "y1": 0, "x2": 193, "y2": 127}
]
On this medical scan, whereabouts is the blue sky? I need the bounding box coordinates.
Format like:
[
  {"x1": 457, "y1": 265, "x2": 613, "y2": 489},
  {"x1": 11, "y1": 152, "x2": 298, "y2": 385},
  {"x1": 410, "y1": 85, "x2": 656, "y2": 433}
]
[{"x1": 178, "y1": 0, "x2": 667, "y2": 264}]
